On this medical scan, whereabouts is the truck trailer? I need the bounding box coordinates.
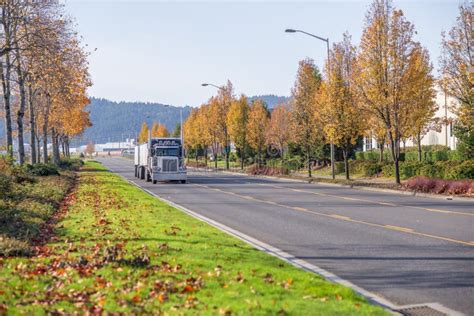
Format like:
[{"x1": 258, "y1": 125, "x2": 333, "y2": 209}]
[{"x1": 134, "y1": 138, "x2": 187, "y2": 184}]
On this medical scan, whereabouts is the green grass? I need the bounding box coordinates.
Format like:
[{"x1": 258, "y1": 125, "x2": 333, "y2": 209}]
[
  {"x1": 0, "y1": 161, "x2": 388, "y2": 315},
  {"x1": 0, "y1": 171, "x2": 75, "y2": 256}
]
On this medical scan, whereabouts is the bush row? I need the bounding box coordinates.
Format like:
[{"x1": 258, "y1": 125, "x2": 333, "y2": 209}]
[
  {"x1": 405, "y1": 176, "x2": 473, "y2": 196},
  {"x1": 356, "y1": 148, "x2": 463, "y2": 163},
  {"x1": 333, "y1": 159, "x2": 474, "y2": 180},
  {"x1": 381, "y1": 160, "x2": 474, "y2": 180},
  {"x1": 246, "y1": 164, "x2": 289, "y2": 176}
]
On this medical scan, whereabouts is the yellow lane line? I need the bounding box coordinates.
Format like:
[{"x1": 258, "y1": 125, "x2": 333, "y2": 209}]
[
  {"x1": 384, "y1": 225, "x2": 414, "y2": 233},
  {"x1": 331, "y1": 214, "x2": 352, "y2": 221},
  {"x1": 192, "y1": 183, "x2": 473, "y2": 247},
  {"x1": 254, "y1": 183, "x2": 473, "y2": 217}
]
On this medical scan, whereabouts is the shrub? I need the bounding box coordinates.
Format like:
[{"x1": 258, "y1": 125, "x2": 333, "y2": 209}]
[
  {"x1": 350, "y1": 160, "x2": 383, "y2": 177},
  {"x1": 283, "y1": 156, "x2": 303, "y2": 171},
  {"x1": 418, "y1": 163, "x2": 438, "y2": 178},
  {"x1": 381, "y1": 164, "x2": 395, "y2": 178},
  {"x1": 405, "y1": 176, "x2": 473, "y2": 195},
  {"x1": 447, "y1": 150, "x2": 464, "y2": 161},
  {"x1": 246, "y1": 164, "x2": 289, "y2": 176},
  {"x1": 0, "y1": 173, "x2": 12, "y2": 197},
  {"x1": 334, "y1": 161, "x2": 345, "y2": 174},
  {"x1": 58, "y1": 158, "x2": 84, "y2": 171},
  {"x1": 26, "y1": 163, "x2": 59, "y2": 176},
  {"x1": 186, "y1": 160, "x2": 207, "y2": 168},
  {"x1": 399, "y1": 161, "x2": 424, "y2": 179},
  {"x1": 445, "y1": 160, "x2": 474, "y2": 180}
]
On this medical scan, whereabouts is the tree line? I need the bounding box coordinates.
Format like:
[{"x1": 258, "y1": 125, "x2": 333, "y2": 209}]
[
  {"x1": 184, "y1": 0, "x2": 473, "y2": 184},
  {"x1": 1, "y1": 1, "x2": 91, "y2": 165}
]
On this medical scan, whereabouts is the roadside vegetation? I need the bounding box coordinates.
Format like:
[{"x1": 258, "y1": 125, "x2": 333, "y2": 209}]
[
  {"x1": 0, "y1": 157, "x2": 82, "y2": 256},
  {"x1": 181, "y1": 1, "x2": 473, "y2": 187},
  {"x1": 0, "y1": 161, "x2": 387, "y2": 314}
]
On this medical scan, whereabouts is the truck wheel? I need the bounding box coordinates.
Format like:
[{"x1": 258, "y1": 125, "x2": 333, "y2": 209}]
[
  {"x1": 180, "y1": 180, "x2": 186, "y2": 184},
  {"x1": 134, "y1": 166, "x2": 138, "y2": 178},
  {"x1": 140, "y1": 167, "x2": 145, "y2": 180},
  {"x1": 146, "y1": 171, "x2": 151, "y2": 182},
  {"x1": 153, "y1": 180, "x2": 157, "y2": 184}
]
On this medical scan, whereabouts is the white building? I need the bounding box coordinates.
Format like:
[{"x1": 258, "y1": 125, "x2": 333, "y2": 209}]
[{"x1": 363, "y1": 89, "x2": 458, "y2": 151}]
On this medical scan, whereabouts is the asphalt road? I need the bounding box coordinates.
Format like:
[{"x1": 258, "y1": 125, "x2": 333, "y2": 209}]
[{"x1": 100, "y1": 158, "x2": 474, "y2": 315}]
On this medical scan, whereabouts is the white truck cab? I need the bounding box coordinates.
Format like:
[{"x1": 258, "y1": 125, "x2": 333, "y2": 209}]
[{"x1": 134, "y1": 138, "x2": 187, "y2": 184}]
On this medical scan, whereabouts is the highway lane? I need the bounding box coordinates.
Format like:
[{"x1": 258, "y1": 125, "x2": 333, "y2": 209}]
[{"x1": 100, "y1": 158, "x2": 474, "y2": 315}]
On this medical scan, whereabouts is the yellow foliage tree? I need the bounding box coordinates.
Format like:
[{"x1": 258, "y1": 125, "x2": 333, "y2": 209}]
[
  {"x1": 356, "y1": 0, "x2": 433, "y2": 184},
  {"x1": 247, "y1": 99, "x2": 269, "y2": 167},
  {"x1": 227, "y1": 95, "x2": 249, "y2": 169},
  {"x1": 266, "y1": 104, "x2": 290, "y2": 160},
  {"x1": 290, "y1": 58, "x2": 323, "y2": 177},
  {"x1": 151, "y1": 122, "x2": 169, "y2": 138},
  {"x1": 440, "y1": 2, "x2": 473, "y2": 159},
  {"x1": 138, "y1": 122, "x2": 149, "y2": 143},
  {"x1": 320, "y1": 33, "x2": 365, "y2": 180}
]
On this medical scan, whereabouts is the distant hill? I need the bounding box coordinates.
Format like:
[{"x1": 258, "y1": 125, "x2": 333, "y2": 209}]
[
  {"x1": 249, "y1": 95, "x2": 291, "y2": 109},
  {"x1": 73, "y1": 98, "x2": 192, "y2": 146},
  {"x1": 1, "y1": 95, "x2": 290, "y2": 147}
]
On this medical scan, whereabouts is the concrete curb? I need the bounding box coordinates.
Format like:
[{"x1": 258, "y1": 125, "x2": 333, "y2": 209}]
[{"x1": 189, "y1": 167, "x2": 473, "y2": 202}]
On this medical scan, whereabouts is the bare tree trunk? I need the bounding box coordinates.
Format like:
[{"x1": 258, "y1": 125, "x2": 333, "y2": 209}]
[
  {"x1": 42, "y1": 119, "x2": 48, "y2": 163},
  {"x1": 36, "y1": 134, "x2": 41, "y2": 163},
  {"x1": 225, "y1": 132, "x2": 229, "y2": 170},
  {"x1": 28, "y1": 86, "x2": 36, "y2": 164},
  {"x1": 417, "y1": 133, "x2": 422, "y2": 162},
  {"x1": 307, "y1": 146, "x2": 312, "y2": 178},
  {"x1": 389, "y1": 133, "x2": 401, "y2": 185},
  {"x1": 343, "y1": 147, "x2": 350, "y2": 180},
  {"x1": 14, "y1": 49, "x2": 26, "y2": 165},
  {"x1": 379, "y1": 142, "x2": 384, "y2": 163},
  {"x1": 0, "y1": 58, "x2": 13, "y2": 158},
  {"x1": 51, "y1": 128, "x2": 60, "y2": 165}
]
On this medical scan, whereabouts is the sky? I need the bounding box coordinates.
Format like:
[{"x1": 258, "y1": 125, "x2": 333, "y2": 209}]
[{"x1": 65, "y1": 0, "x2": 462, "y2": 107}]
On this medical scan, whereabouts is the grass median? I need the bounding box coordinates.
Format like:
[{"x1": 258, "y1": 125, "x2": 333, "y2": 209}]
[{"x1": 0, "y1": 161, "x2": 387, "y2": 315}]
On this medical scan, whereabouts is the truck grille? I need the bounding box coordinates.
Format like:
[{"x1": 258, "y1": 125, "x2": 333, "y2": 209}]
[{"x1": 162, "y1": 158, "x2": 178, "y2": 172}]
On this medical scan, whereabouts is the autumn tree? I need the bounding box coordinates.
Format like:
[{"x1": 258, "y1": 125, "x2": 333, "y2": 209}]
[
  {"x1": 227, "y1": 95, "x2": 249, "y2": 169},
  {"x1": 206, "y1": 97, "x2": 222, "y2": 169},
  {"x1": 138, "y1": 122, "x2": 149, "y2": 143},
  {"x1": 151, "y1": 122, "x2": 169, "y2": 138},
  {"x1": 183, "y1": 109, "x2": 199, "y2": 162},
  {"x1": 151, "y1": 122, "x2": 160, "y2": 137},
  {"x1": 215, "y1": 80, "x2": 234, "y2": 170},
  {"x1": 406, "y1": 47, "x2": 437, "y2": 161},
  {"x1": 357, "y1": 0, "x2": 433, "y2": 184},
  {"x1": 85, "y1": 141, "x2": 95, "y2": 158},
  {"x1": 290, "y1": 58, "x2": 323, "y2": 178},
  {"x1": 197, "y1": 103, "x2": 212, "y2": 166},
  {"x1": 440, "y1": 2, "x2": 473, "y2": 159},
  {"x1": 247, "y1": 99, "x2": 269, "y2": 167},
  {"x1": 320, "y1": 33, "x2": 365, "y2": 179},
  {"x1": 172, "y1": 123, "x2": 181, "y2": 138},
  {"x1": 266, "y1": 104, "x2": 290, "y2": 160}
]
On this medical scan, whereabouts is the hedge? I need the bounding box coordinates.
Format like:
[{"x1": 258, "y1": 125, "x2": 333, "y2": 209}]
[
  {"x1": 380, "y1": 160, "x2": 474, "y2": 180},
  {"x1": 358, "y1": 149, "x2": 462, "y2": 163}
]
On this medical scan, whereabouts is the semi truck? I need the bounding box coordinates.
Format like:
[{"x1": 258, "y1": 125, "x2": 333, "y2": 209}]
[{"x1": 134, "y1": 137, "x2": 187, "y2": 184}]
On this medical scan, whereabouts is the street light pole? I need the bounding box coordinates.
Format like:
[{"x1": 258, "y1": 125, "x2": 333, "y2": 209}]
[
  {"x1": 201, "y1": 83, "x2": 225, "y2": 90},
  {"x1": 285, "y1": 28, "x2": 336, "y2": 180}
]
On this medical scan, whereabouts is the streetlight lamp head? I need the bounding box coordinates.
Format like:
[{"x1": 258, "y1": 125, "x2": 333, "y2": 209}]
[
  {"x1": 201, "y1": 83, "x2": 209, "y2": 87},
  {"x1": 285, "y1": 29, "x2": 296, "y2": 33}
]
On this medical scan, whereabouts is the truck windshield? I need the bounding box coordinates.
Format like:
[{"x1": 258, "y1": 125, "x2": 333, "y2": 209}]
[{"x1": 154, "y1": 148, "x2": 180, "y2": 157}]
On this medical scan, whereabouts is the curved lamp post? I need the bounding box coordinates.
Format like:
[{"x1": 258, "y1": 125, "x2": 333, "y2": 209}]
[{"x1": 285, "y1": 28, "x2": 335, "y2": 180}]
